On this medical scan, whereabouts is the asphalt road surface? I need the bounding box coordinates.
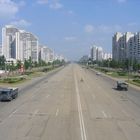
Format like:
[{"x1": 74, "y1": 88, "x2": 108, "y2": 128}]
[{"x1": 0, "y1": 64, "x2": 140, "y2": 140}]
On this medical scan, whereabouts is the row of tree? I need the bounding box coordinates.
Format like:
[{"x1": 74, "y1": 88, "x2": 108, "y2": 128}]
[
  {"x1": 80, "y1": 57, "x2": 140, "y2": 71},
  {"x1": 100, "y1": 59, "x2": 140, "y2": 71},
  {"x1": 0, "y1": 55, "x2": 65, "y2": 71}
]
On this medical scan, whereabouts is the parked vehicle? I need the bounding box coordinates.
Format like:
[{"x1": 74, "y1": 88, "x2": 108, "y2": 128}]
[
  {"x1": 117, "y1": 81, "x2": 128, "y2": 91},
  {"x1": 96, "y1": 72, "x2": 101, "y2": 76},
  {"x1": 0, "y1": 87, "x2": 18, "y2": 101}
]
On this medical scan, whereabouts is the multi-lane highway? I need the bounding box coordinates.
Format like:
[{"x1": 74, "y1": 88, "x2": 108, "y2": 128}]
[{"x1": 0, "y1": 64, "x2": 140, "y2": 140}]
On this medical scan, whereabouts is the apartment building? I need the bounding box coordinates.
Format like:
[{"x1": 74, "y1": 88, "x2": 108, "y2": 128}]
[
  {"x1": 16, "y1": 30, "x2": 39, "y2": 62},
  {"x1": 2, "y1": 25, "x2": 39, "y2": 62},
  {"x1": 112, "y1": 32, "x2": 140, "y2": 62},
  {"x1": 2, "y1": 25, "x2": 19, "y2": 59},
  {"x1": 103, "y1": 53, "x2": 112, "y2": 60},
  {"x1": 90, "y1": 45, "x2": 103, "y2": 61},
  {"x1": 40, "y1": 45, "x2": 51, "y2": 62},
  {"x1": 2, "y1": 25, "x2": 64, "y2": 63},
  {"x1": 129, "y1": 32, "x2": 140, "y2": 62},
  {"x1": 90, "y1": 45, "x2": 97, "y2": 61}
]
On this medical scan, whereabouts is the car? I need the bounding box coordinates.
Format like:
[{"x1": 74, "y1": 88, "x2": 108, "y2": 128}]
[
  {"x1": 96, "y1": 72, "x2": 101, "y2": 76},
  {"x1": 0, "y1": 87, "x2": 18, "y2": 101},
  {"x1": 116, "y1": 81, "x2": 128, "y2": 91}
]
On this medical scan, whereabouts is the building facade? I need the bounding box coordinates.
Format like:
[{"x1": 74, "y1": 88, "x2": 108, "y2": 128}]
[
  {"x1": 130, "y1": 32, "x2": 140, "y2": 62},
  {"x1": 112, "y1": 32, "x2": 140, "y2": 63},
  {"x1": 96, "y1": 47, "x2": 103, "y2": 61},
  {"x1": 90, "y1": 45, "x2": 104, "y2": 61},
  {"x1": 103, "y1": 53, "x2": 112, "y2": 60},
  {"x1": 2, "y1": 25, "x2": 19, "y2": 59},
  {"x1": 16, "y1": 30, "x2": 39, "y2": 62},
  {"x1": 2, "y1": 25, "x2": 39, "y2": 62},
  {"x1": 40, "y1": 45, "x2": 55, "y2": 62},
  {"x1": 90, "y1": 45, "x2": 97, "y2": 61},
  {"x1": 1, "y1": 25, "x2": 65, "y2": 63}
]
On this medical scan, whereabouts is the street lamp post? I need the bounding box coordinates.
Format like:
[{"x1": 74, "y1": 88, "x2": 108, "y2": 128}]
[
  {"x1": 128, "y1": 59, "x2": 130, "y2": 82},
  {"x1": 4, "y1": 61, "x2": 8, "y2": 78}
]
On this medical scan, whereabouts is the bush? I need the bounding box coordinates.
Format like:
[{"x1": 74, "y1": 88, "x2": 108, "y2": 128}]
[
  {"x1": 133, "y1": 75, "x2": 140, "y2": 79},
  {"x1": 133, "y1": 79, "x2": 140, "y2": 84},
  {"x1": 0, "y1": 77, "x2": 25, "y2": 83},
  {"x1": 24, "y1": 71, "x2": 33, "y2": 75},
  {"x1": 117, "y1": 71, "x2": 126, "y2": 76}
]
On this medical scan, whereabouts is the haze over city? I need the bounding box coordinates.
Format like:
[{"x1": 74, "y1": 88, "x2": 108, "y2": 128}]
[
  {"x1": 1, "y1": 1, "x2": 140, "y2": 140},
  {"x1": 0, "y1": 0, "x2": 140, "y2": 60}
]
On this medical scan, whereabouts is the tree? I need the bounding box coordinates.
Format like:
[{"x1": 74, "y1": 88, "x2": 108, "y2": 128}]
[
  {"x1": 16, "y1": 60, "x2": 22, "y2": 69},
  {"x1": 24, "y1": 59, "x2": 30, "y2": 70},
  {"x1": 0, "y1": 55, "x2": 6, "y2": 70}
]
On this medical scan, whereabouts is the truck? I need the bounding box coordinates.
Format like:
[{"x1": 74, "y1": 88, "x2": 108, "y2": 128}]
[
  {"x1": 0, "y1": 87, "x2": 18, "y2": 101},
  {"x1": 117, "y1": 81, "x2": 128, "y2": 91}
]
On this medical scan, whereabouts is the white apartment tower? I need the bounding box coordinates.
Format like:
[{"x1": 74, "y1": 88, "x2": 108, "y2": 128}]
[
  {"x1": 2, "y1": 25, "x2": 39, "y2": 62},
  {"x1": 40, "y1": 45, "x2": 50, "y2": 62},
  {"x1": 90, "y1": 45, "x2": 103, "y2": 61},
  {"x1": 90, "y1": 45, "x2": 97, "y2": 61},
  {"x1": 2, "y1": 25, "x2": 19, "y2": 59},
  {"x1": 96, "y1": 47, "x2": 103, "y2": 61},
  {"x1": 112, "y1": 32, "x2": 140, "y2": 62},
  {"x1": 112, "y1": 32, "x2": 123, "y2": 61},
  {"x1": 16, "y1": 30, "x2": 39, "y2": 62},
  {"x1": 130, "y1": 32, "x2": 140, "y2": 62}
]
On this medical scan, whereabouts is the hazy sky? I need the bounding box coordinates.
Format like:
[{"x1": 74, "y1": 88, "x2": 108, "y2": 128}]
[{"x1": 0, "y1": 0, "x2": 140, "y2": 60}]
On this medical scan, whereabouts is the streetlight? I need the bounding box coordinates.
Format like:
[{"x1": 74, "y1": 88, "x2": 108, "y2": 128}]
[{"x1": 120, "y1": 47, "x2": 130, "y2": 81}]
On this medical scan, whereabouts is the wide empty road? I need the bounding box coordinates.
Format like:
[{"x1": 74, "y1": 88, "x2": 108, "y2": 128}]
[{"x1": 0, "y1": 64, "x2": 140, "y2": 140}]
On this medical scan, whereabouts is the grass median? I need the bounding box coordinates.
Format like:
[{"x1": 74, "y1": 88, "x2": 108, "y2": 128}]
[
  {"x1": 0, "y1": 65, "x2": 62, "y2": 85},
  {"x1": 91, "y1": 66, "x2": 140, "y2": 87}
]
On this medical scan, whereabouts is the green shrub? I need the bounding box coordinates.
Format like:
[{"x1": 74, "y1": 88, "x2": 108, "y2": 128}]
[
  {"x1": 0, "y1": 77, "x2": 25, "y2": 83},
  {"x1": 133, "y1": 79, "x2": 140, "y2": 84},
  {"x1": 117, "y1": 71, "x2": 126, "y2": 76},
  {"x1": 24, "y1": 71, "x2": 33, "y2": 75}
]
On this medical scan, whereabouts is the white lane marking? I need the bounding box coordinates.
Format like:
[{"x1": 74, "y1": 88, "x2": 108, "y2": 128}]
[
  {"x1": 32, "y1": 109, "x2": 39, "y2": 117},
  {"x1": 55, "y1": 109, "x2": 59, "y2": 116},
  {"x1": 102, "y1": 111, "x2": 107, "y2": 118},
  {"x1": 74, "y1": 73, "x2": 87, "y2": 140},
  {"x1": 8, "y1": 108, "x2": 18, "y2": 118},
  {"x1": 46, "y1": 94, "x2": 50, "y2": 98},
  {"x1": 121, "y1": 109, "x2": 129, "y2": 117},
  {"x1": 82, "y1": 76, "x2": 96, "y2": 100}
]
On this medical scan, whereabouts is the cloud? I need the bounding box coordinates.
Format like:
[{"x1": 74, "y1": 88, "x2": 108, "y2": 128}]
[
  {"x1": 49, "y1": 1, "x2": 63, "y2": 9},
  {"x1": 97, "y1": 25, "x2": 122, "y2": 33},
  {"x1": 37, "y1": 0, "x2": 48, "y2": 4},
  {"x1": 127, "y1": 22, "x2": 137, "y2": 26},
  {"x1": 10, "y1": 19, "x2": 31, "y2": 27},
  {"x1": 64, "y1": 36, "x2": 77, "y2": 41},
  {"x1": 84, "y1": 24, "x2": 123, "y2": 34},
  {"x1": 117, "y1": 0, "x2": 127, "y2": 3},
  {"x1": 37, "y1": 0, "x2": 63, "y2": 10},
  {"x1": 0, "y1": 0, "x2": 25, "y2": 19},
  {"x1": 85, "y1": 25, "x2": 94, "y2": 33}
]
